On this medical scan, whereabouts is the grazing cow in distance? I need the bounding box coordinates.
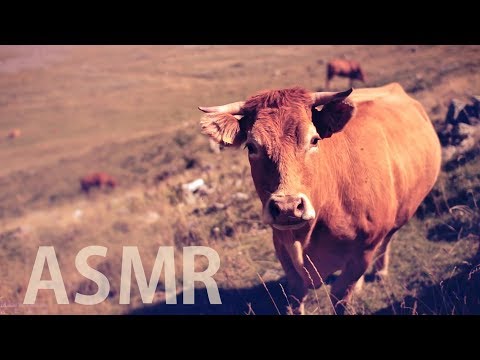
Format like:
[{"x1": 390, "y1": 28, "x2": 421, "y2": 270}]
[
  {"x1": 6, "y1": 128, "x2": 21, "y2": 139},
  {"x1": 325, "y1": 59, "x2": 366, "y2": 90},
  {"x1": 198, "y1": 83, "x2": 441, "y2": 315},
  {"x1": 80, "y1": 172, "x2": 117, "y2": 193}
]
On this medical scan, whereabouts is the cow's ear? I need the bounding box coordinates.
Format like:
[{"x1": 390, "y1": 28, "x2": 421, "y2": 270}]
[
  {"x1": 312, "y1": 98, "x2": 356, "y2": 139},
  {"x1": 200, "y1": 112, "x2": 246, "y2": 147}
]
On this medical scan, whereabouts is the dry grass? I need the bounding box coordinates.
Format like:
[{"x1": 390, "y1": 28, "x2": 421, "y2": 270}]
[{"x1": 0, "y1": 45, "x2": 479, "y2": 314}]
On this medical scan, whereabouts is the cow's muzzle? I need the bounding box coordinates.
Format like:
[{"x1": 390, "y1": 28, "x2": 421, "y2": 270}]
[{"x1": 263, "y1": 193, "x2": 316, "y2": 230}]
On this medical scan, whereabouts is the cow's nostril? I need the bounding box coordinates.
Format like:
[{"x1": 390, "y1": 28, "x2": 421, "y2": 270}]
[
  {"x1": 296, "y1": 199, "x2": 304, "y2": 212},
  {"x1": 269, "y1": 201, "x2": 281, "y2": 218}
]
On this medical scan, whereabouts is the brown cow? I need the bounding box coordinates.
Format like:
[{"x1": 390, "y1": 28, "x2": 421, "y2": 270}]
[
  {"x1": 198, "y1": 83, "x2": 441, "y2": 315},
  {"x1": 325, "y1": 59, "x2": 366, "y2": 90},
  {"x1": 6, "y1": 128, "x2": 21, "y2": 139},
  {"x1": 80, "y1": 172, "x2": 117, "y2": 193}
]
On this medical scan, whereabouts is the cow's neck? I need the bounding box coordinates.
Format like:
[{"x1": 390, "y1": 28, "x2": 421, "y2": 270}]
[{"x1": 313, "y1": 133, "x2": 357, "y2": 236}]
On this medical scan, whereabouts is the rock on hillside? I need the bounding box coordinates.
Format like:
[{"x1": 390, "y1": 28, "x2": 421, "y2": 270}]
[{"x1": 436, "y1": 96, "x2": 480, "y2": 165}]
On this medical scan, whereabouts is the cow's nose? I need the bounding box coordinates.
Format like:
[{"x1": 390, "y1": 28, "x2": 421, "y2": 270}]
[
  {"x1": 268, "y1": 195, "x2": 306, "y2": 220},
  {"x1": 264, "y1": 193, "x2": 316, "y2": 226}
]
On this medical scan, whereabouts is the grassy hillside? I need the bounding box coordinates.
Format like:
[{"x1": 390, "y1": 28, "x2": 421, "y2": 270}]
[{"x1": 0, "y1": 45, "x2": 479, "y2": 314}]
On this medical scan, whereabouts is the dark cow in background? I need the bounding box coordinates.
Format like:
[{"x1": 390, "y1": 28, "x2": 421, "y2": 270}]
[
  {"x1": 326, "y1": 59, "x2": 367, "y2": 90},
  {"x1": 80, "y1": 172, "x2": 117, "y2": 192},
  {"x1": 199, "y1": 83, "x2": 441, "y2": 315}
]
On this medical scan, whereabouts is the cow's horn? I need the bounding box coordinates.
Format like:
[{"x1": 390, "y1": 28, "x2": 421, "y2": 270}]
[
  {"x1": 198, "y1": 101, "x2": 245, "y2": 115},
  {"x1": 311, "y1": 88, "x2": 353, "y2": 107}
]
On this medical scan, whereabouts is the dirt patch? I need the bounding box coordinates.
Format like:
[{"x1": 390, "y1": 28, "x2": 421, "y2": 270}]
[{"x1": 0, "y1": 46, "x2": 73, "y2": 74}]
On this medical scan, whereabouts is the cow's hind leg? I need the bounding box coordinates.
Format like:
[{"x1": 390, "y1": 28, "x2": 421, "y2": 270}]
[
  {"x1": 371, "y1": 229, "x2": 397, "y2": 280},
  {"x1": 330, "y1": 251, "x2": 374, "y2": 315}
]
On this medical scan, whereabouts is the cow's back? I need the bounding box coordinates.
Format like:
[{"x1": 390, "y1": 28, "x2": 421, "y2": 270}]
[{"x1": 328, "y1": 59, "x2": 353, "y2": 75}]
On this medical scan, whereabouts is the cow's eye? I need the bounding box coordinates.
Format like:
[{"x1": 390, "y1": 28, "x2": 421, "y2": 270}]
[
  {"x1": 311, "y1": 135, "x2": 321, "y2": 146},
  {"x1": 244, "y1": 142, "x2": 257, "y2": 155}
]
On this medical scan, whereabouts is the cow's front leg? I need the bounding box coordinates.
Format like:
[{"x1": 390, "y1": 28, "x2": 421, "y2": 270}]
[
  {"x1": 330, "y1": 251, "x2": 373, "y2": 315},
  {"x1": 285, "y1": 265, "x2": 308, "y2": 315},
  {"x1": 273, "y1": 237, "x2": 308, "y2": 315}
]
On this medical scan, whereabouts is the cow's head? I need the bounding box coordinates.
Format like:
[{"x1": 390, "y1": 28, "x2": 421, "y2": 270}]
[{"x1": 199, "y1": 87, "x2": 355, "y2": 231}]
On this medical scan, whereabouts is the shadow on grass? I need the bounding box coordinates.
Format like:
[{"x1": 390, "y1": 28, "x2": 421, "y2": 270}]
[
  {"x1": 375, "y1": 256, "x2": 480, "y2": 315},
  {"x1": 128, "y1": 259, "x2": 480, "y2": 315},
  {"x1": 128, "y1": 278, "x2": 290, "y2": 315},
  {"x1": 128, "y1": 273, "x2": 339, "y2": 315}
]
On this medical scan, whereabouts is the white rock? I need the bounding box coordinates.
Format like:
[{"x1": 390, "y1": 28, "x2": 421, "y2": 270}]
[
  {"x1": 442, "y1": 146, "x2": 458, "y2": 163},
  {"x1": 145, "y1": 211, "x2": 160, "y2": 223},
  {"x1": 232, "y1": 192, "x2": 249, "y2": 202},
  {"x1": 73, "y1": 209, "x2": 83, "y2": 220},
  {"x1": 457, "y1": 123, "x2": 478, "y2": 137},
  {"x1": 182, "y1": 178, "x2": 205, "y2": 193}
]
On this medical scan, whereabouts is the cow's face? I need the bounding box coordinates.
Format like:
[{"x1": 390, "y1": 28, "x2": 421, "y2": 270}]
[
  {"x1": 246, "y1": 105, "x2": 319, "y2": 230},
  {"x1": 199, "y1": 87, "x2": 355, "y2": 231}
]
